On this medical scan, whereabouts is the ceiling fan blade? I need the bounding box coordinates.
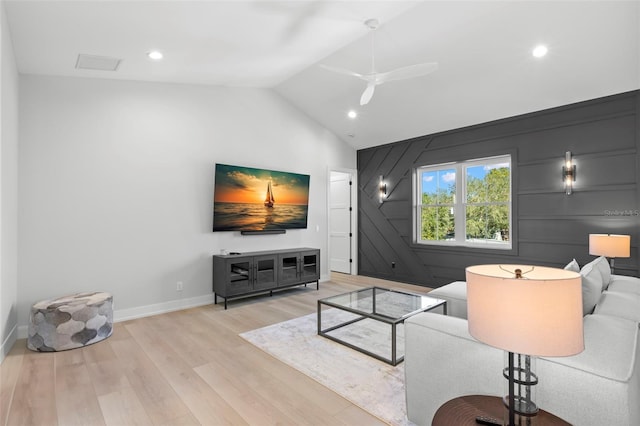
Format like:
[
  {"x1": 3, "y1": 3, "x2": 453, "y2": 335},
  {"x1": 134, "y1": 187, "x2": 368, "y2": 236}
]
[
  {"x1": 376, "y1": 62, "x2": 438, "y2": 84},
  {"x1": 319, "y1": 64, "x2": 364, "y2": 79},
  {"x1": 360, "y1": 83, "x2": 376, "y2": 105}
]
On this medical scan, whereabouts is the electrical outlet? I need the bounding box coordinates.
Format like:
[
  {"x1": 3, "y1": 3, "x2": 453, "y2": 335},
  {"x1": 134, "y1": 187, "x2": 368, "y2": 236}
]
[{"x1": 177, "y1": 281, "x2": 183, "y2": 291}]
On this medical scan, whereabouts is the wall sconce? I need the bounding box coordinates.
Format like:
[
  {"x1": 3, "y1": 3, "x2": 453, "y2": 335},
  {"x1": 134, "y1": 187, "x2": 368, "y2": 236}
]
[
  {"x1": 562, "y1": 151, "x2": 576, "y2": 195},
  {"x1": 379, "y1": 175, "x2": 387, "y2": 203}
]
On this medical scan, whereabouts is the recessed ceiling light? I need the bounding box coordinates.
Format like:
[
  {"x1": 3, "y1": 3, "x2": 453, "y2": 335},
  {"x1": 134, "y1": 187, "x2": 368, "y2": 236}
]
[
  {"x1": 147, "y1": 51, "x2": 163, "y2": 60},
  {"x1": 532, "y1": 45, "x2": 548, "y2": 58},
  {"x1": 347, "y1": 110, "x2": 357, "y2": 119}
]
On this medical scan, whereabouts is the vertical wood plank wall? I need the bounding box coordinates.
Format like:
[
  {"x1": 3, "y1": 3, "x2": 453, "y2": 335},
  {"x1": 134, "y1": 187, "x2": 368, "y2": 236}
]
[{"x1": 357, "y1": 90, "x2": 639, "y2": 288}]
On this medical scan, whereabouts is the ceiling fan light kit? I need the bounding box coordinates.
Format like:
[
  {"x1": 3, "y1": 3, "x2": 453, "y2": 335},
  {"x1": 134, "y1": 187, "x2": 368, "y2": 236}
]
[
  {"x1": 364, "y1": 18, "x2": 380, "y2": 30},
  {"x1": 320, "y1": 17, "x2": 438, "y2": 106}
]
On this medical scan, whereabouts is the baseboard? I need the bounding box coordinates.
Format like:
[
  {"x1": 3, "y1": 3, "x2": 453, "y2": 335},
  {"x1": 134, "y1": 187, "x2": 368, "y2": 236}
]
[
  {"x1": 1, "y1": 324, "x2": 18, "y2": 364},
  {"x1": 16, "y1": 293, "x2": 217, "y2": 340},
  {"x1": 113, "y1": 293, "x2": 217, "y2": 322},
  {"x1": 15, "y1": 280, "x2": 329, "y2": 342}
]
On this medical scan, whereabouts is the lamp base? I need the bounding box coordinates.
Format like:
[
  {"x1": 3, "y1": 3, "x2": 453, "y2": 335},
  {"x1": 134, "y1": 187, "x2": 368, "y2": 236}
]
[{"x1": 503, "y1": 352, "x2": 539, "y2": 426}]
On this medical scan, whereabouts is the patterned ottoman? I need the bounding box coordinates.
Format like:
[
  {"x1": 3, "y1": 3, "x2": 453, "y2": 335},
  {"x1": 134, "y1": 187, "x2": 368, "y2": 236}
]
[{"x1": 27, "y1": 292, "x2": 113, "y2": 352}]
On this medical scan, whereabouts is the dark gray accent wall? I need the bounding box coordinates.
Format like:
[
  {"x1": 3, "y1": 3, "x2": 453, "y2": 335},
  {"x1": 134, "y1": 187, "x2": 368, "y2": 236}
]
[{"x1": 357, "y1": 91, "x2": 639, "y2": 288}]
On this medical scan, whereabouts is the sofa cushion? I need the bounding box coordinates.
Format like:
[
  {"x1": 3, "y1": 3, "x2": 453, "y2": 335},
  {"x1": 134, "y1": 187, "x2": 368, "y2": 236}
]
[
  {"x1": 583, "y1": 256, "x2": 611, "y2": 290},
  {"x1": 543, "y1": 313, "x2": 639, "y2": 381},
  {"x1": 580, "y1": 263, "x2": 603, "y2": 315},
  {"x1": 608, "y1": 275, "x2": 640, "y2": 295},
  {"x1": 564, "y1": 258, "x2": 580, "y2": 272},
  {"x1": 536, "y1": 313, "x2": 640, "y2": 426},
  {"x1": 428, "y1": 281, "x2": 468, "y2": 319},
  {"x1": 593, "y1": 291, "x2": 640, "y2": 322}
]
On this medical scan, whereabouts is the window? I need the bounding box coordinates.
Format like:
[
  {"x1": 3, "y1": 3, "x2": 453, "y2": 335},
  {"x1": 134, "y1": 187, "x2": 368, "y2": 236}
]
[{"x1": 415, "y1": 155, "x2": 511, "y2": 249}]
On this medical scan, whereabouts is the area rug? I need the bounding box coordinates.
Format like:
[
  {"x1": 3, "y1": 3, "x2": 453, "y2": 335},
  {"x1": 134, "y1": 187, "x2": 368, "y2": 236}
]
[{"x1": 240, "y1": 309, "x2": 410, "y2": 425}]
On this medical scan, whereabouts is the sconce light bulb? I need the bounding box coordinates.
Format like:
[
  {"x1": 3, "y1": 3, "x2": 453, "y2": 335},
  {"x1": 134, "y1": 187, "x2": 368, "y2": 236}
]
[
  {"x1": 563, "y1": 151, "x2": 575, "y2": 195},
  {"x1": 379, "y1": 176, "x2": 387, "y2": 203}
]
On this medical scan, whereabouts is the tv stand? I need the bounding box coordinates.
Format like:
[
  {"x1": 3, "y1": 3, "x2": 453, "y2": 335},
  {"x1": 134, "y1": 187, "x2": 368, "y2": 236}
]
[{"x1": 212, "y1": 247, "x2": 320, "y2": 309}]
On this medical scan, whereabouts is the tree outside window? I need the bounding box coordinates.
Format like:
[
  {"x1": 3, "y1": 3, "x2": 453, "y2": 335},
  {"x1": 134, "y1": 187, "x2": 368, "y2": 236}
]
[
  {"x1": 416, "y1": 155, "x2": 511, "y2": 249},
  {"x1": 420, "y1": 168, "x2": 456, "y2": 241}
]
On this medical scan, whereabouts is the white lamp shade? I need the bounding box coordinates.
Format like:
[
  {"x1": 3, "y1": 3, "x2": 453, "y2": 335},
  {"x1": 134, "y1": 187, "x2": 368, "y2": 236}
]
[
  {"x1": 466, "y1": 264, "x2": 584, "y2": 357},
  {"x1": 589, "y1": 234, "x2": 631, "y2": 258}
]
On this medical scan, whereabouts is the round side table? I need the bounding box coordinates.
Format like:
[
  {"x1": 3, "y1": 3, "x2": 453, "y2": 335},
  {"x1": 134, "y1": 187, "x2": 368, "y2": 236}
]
[{"x1": 432, "y1": 395, "x2": 571, "y2": 426}]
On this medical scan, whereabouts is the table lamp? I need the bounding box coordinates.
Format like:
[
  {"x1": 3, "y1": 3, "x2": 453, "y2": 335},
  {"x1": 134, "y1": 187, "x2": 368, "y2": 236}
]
[
  {"x1": 589, "y1": 234, "x2": 630, "y2": 273},
  {"x1": 466, "y1": 265, "x2": 584, "y2": 426}
]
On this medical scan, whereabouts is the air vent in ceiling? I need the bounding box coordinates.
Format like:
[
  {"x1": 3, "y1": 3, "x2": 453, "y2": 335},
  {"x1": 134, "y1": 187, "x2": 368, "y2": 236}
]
[{"x1": 75, "y1": 54, "x2": 121, "y2": 71}]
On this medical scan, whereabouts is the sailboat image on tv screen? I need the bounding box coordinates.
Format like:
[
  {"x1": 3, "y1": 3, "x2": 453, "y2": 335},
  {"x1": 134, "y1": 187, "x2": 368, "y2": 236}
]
[
  {"x1": 212, "y1": 164, "x2": 310, "y2": 232},
  {"x1": 264, "y1": 181, "x2": 275, "y2": 208}
]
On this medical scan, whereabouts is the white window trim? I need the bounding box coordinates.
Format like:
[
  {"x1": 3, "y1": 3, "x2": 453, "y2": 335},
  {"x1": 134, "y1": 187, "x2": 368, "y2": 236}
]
[{"x1": 414, "y1": 154, "x2": 512, "y2": 250}]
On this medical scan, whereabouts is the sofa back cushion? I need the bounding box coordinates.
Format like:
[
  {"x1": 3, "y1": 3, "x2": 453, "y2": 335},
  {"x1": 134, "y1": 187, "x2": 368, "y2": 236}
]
[
  {"x1": 543, "y1": 314, "x2": 639, "y2": 381},
  {"x1": 594, "y1": 291, "x2": 640, "y2": 322},
  {"x1": 608, "y1": 275, "x2": 640, "y2": 295},
  {"x1": 580, "y1": 263, "x2": 603, "y2": 315}
]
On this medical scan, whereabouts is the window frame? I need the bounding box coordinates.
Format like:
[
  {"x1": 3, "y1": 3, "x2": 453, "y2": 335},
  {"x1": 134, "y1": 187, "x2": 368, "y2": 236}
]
[{"x1": 414, "y1": 154, "x2": 513, "y2": 250}]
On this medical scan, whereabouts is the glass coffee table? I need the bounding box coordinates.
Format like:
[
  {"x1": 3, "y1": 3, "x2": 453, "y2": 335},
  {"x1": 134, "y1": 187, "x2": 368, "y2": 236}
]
[{"x1": 317, "y1": 287, "x2": 446, "y2": 365}]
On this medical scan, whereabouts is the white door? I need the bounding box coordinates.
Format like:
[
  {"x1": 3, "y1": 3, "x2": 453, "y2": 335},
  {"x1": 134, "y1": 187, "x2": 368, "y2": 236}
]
[{"x1": 330, "y1": 171, "x2": 352, "y2": 273}]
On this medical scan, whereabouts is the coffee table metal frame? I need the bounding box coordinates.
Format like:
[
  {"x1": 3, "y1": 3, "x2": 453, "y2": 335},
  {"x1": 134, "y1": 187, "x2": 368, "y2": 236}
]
[{"x1": 317, "y1": 286, "x2": 446, "y2": 365}]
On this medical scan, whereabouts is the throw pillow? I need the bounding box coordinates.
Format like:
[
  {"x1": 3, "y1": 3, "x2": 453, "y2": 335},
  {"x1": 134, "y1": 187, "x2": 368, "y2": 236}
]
[
  {"x1": 580, "y1": 263, "x2": 603, "y2": 315},
  {"x1": 564, "y1": 258, "x2": 580, "y2": 272},
  {"x1": 593, "y1": 256, "x2": 612, "y2": 289},
  {"x1": 582, "y1": 256, "x2": 611, "y2": 291}
]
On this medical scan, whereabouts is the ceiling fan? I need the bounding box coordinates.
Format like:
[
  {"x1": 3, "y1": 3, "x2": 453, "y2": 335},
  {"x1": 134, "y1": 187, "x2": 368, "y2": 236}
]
[{"x1": 320, "y1": 18, "x2": 438, "y2": 106}]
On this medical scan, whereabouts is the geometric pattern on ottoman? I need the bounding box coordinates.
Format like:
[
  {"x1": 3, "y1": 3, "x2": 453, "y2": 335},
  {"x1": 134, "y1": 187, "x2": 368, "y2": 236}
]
[{"x1": 27, "y1": 291, "x2": 113, "y2": 352}]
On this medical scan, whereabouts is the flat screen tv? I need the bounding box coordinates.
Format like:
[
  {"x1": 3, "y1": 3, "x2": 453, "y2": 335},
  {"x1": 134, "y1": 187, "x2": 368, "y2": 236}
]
[{"x1": 213, "y1": 163, "x2": 310, "y2": 232}]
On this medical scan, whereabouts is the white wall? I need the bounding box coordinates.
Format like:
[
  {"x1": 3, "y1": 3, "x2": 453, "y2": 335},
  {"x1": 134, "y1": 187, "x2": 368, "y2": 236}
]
[
  {"x1": 0, "y1": 0, "x2": 19, "y2": 361},
  {"x1": 17, "y1": 75, "x2": 355, "y2": 330}
]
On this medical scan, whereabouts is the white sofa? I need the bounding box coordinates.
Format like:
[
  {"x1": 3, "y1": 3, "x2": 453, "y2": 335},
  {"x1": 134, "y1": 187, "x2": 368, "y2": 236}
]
[{"x1": 405, "y1": 256, "x2": 640, "y2": 426}]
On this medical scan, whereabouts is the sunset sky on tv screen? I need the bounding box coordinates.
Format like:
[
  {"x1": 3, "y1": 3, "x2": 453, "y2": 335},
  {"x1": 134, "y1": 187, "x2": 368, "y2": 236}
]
[{"x1": 214, "y1": 164, "x2": 309, "y2": 205}]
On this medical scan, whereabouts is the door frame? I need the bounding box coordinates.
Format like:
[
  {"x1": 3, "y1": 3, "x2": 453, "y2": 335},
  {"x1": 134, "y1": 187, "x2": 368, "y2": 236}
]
[{"x1": 327, "y1": 167, "x2": 358, "y2": 275}]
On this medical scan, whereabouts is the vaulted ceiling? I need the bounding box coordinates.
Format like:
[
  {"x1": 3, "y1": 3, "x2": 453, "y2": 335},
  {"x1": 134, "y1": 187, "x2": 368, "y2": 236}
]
[{"x1": 5, "y1": 0, "x2": 640, "y2": 149}]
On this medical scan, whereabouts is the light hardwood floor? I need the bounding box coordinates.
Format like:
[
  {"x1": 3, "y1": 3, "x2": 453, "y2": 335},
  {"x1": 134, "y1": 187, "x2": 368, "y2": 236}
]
[{"x1": 1, "y1": 273, "x2": 433, "y2": 426}]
